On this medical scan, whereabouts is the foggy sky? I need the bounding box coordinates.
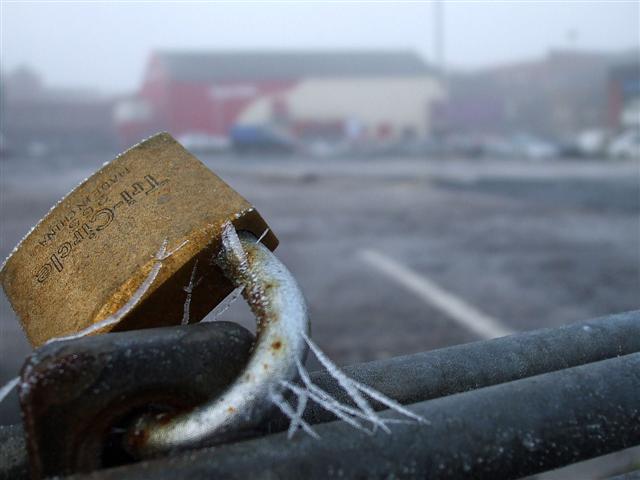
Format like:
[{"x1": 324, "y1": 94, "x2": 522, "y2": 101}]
[{"x1": 1, "y1": 1, "x2": 638, "y2": 94}]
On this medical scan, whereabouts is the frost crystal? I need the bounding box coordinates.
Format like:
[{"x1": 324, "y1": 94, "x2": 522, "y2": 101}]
[
  {"x1": 182, "y1": 259, "x2": 201, "y2": 325},
  {"x1": 0, "y1": 377, "x2": 19, "y2": 405},
  {"x1": 256, "y1": 228, "x2": 270, "y2": 244},
  {"x1": 276, "y1": 333, "x2": 429, "y2": 439},
  {"x1": 269, "y1": 387, "x2": 319, "y2": 439},
  {"x1": 204, "y1": 227, "x2": 267, "y2": 323}
]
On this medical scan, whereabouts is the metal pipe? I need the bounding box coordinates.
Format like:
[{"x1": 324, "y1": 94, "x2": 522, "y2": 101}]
[
  {"x1": 125, "y1": 225, "x2": 310, "y2": 458},
  {"x1": 605, "y1": 470, "x2": 640, "y2": 480},
  {"x1": 0, "y1": 425, "x2": 26, "y2": 480},
  {"x1": 77, "y1": 352, "x2": 640, "y2": 480},
  {"x1": 266, "y1": 310, "x2": 640, "y2": 428},
  {"x1": 2, "y1": 311, "x2": 639, "y2": 478},
  {"x1": 17, "y1": 320, "x2": 257, "y2": 479}
]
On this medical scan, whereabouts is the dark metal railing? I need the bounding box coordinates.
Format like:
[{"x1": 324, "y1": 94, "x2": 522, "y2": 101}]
[
  {"x1": 1, "y1": 310, "x2": 639, "y2": 479},
  {"x1": 80, "y1": 352, "x2": 640, "y2": 480}
]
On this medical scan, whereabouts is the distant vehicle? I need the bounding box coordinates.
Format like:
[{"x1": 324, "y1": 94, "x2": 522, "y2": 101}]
[
  {"x1": 442, "y1": 134, "x2": 485, "y2": 158},
  {"x1": 304, "y1": 139, "x2": 353, "y2": 158},
  {"x1": 393, "y1": 138, "x2": 443, "y2": 157},
  {"x1": 576, "y1": 129, "x2": 609, "y2": 157},
  {"x1": 230, "y1": 125, "x2": 296, "y2": 153},
  {"x1": 177, "y1": 133, "x2": 230, "y2": 153},
  {"x1": 480, "y1": 136, "x2": 517, "y2": 158},
  {"x1": 608, "y1": 129, "x2": 640, "y2": 159},
  {"x1": 557, "y1": 129, "x2": 609, "y2": 159},
  {"x1": 510, "y1": 134, "x2": 558, "y2": 160}
]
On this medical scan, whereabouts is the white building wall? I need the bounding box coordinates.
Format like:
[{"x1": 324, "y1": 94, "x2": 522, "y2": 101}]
[{"x1": 237, "y1": 76, "x2": 444, "y2": 139}]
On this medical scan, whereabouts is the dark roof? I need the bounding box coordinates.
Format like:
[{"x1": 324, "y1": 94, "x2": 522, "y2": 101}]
[{"x1": 154, "y1": 50, "x2": 432, "y2": 82}]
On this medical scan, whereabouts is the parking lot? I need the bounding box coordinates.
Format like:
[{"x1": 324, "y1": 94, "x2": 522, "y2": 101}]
[{"x1": 1, "y1": 154, "x2": 639, "y2": 436}]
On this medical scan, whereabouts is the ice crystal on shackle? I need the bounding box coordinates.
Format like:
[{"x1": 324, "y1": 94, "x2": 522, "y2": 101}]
[
  {"x1": 275, "y1": 333, "x2": 429, "y2": 439},
  {"x1": 199, "y1": 226, "x2": 428, "y2": 439},
  {"x1": 204, "y1": 228, "x2": 269, "y2": 322}
]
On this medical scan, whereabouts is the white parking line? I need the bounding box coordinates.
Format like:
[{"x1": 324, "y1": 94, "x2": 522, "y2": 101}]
[{"x1": 358, "y1": 249, "x2": 514, "y2": 340}]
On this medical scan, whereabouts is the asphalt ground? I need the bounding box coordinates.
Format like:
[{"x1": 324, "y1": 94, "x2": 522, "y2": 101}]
[{"x1": 0, "y1": 153, "x2": 638, "y2": 476}]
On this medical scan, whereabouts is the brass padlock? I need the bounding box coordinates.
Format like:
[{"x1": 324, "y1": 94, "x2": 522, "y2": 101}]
[{"x1": 1, "y1": 133, "x2": 277, "y2": 347}]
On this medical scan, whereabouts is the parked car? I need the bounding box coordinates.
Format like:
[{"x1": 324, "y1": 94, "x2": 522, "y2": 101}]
[
  {"x1": 510, "y1": 134, "x2": 559, "y2": 160},
  {"x1": 608, "y1": 129, "x2": 640, "y2": 159},
  {"x1": 177, "y1": 133, "x2": 230, "y2": 153},
  {"x1": 230, "y1": 125, "x2": 296, "y2": 153}
]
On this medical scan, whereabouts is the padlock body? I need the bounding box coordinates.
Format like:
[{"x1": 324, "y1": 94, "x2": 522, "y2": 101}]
[{"x1": 1, "y1": 133, "x2": 277, "y2": 346}]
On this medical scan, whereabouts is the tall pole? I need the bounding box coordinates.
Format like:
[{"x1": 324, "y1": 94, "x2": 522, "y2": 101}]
[
  {"x1": 433, "y1": 0, "x2": 448, "y2": 147},
  {"x1": 434, "y1": 0, "x2": 445, "y2": 80}
]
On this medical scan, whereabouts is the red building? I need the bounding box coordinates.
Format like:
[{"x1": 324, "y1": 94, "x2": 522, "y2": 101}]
[
  {"x1": 115, "y1": 50, "x2": 441, "y2": 148},
  {"x1": 608, "y1": 62, "x2": 640, "y2": 130}
]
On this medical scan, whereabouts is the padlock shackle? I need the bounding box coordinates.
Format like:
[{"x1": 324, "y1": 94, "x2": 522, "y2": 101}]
[{"x1": 125, "y1": 223, "x2": 309, "y2": 458}]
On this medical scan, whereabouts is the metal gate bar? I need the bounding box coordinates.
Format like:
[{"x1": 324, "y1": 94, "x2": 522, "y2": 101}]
[
  {"x1": 0, "y1": 425, "x2": 26, "y2": 480},
  {"x1": 277, "y1": 310, "x2": 640, "y2": 427},
  {"x1": 77, "y1": 352, "x2": 640, "y2": 480},
  {"x1": 1, "y1": 311, "x2": 639, "y2": 478},
  {"x1": 606, "y1": 470, "x2": 640, "y2": 480}
]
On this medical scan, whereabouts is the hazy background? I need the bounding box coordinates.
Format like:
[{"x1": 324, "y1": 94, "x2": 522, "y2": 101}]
[
  {"x1": 2, "y1": 2, "x2": 638, "y2": 92},
  {"x1": 0, "y1": 2, "x2": 639, "y2": 477}
]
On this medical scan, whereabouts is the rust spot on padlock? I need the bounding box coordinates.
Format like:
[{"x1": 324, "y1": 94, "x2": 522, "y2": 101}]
[{"x1": 0, "y1": 132, "x2": 278, "y2": 346}]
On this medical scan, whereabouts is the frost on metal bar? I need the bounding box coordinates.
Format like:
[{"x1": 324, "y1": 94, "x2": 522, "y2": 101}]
[{"x1": 277, "y1": 334, "x2": 429, "y2": 439}]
